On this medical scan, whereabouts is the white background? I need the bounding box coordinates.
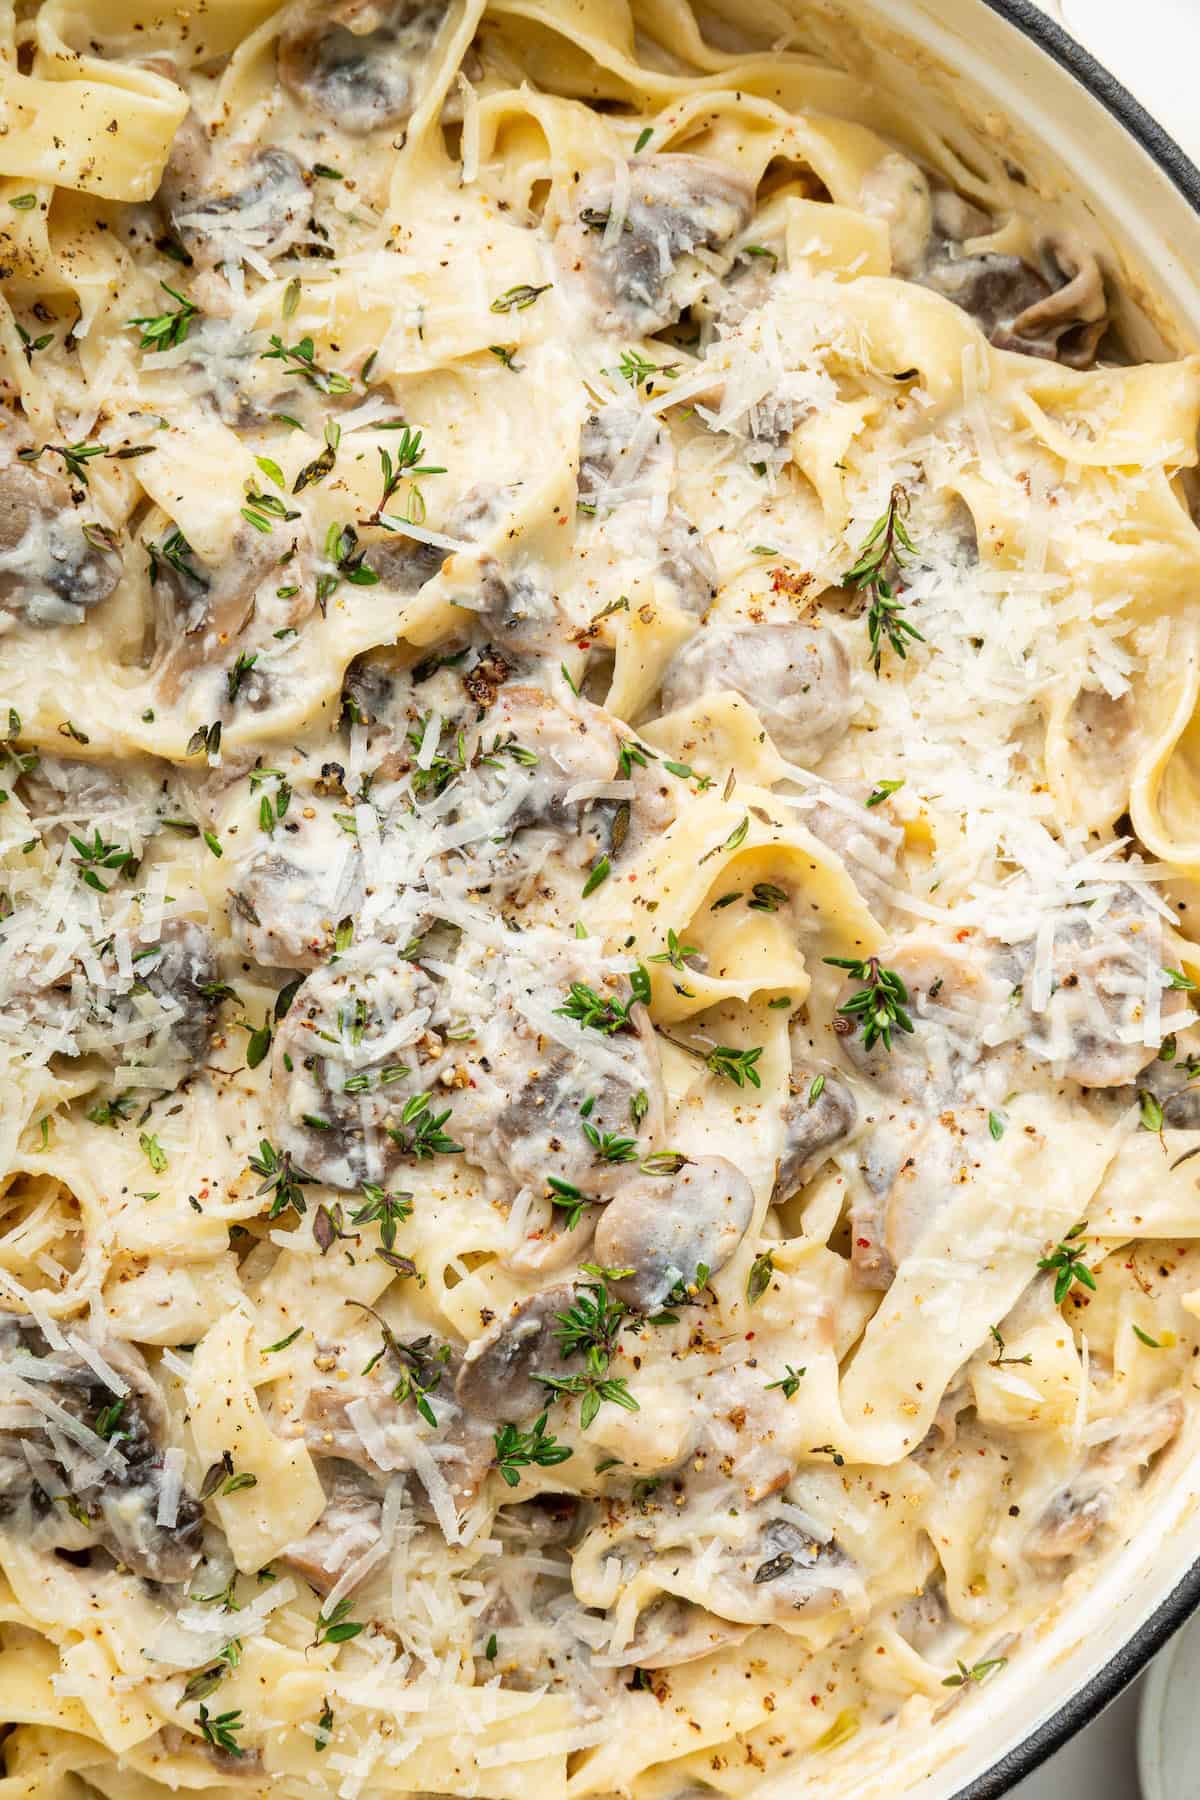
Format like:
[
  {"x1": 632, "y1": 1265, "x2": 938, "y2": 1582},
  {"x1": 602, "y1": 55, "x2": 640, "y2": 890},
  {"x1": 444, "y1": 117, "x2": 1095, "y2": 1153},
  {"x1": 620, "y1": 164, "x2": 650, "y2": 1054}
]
[{"x1": 1008, "y1": 4, "x2": 1197, "y2": 1796}]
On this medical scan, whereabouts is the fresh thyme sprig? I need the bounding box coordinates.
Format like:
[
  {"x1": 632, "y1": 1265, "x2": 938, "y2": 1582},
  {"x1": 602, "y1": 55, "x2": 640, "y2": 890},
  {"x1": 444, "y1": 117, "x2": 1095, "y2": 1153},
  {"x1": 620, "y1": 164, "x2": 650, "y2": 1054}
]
[
  {"x1": 824, "y1": 954, "x2": 914, "y2": 1053},
  {"x1": 843, "y1": 484, "x2": 925, "y2": 674},
  {"x1": 350, "y1": 1183, "x2": 414, "y2": 1250},
  {"x1": 385, "y1": 1092, "x2": 462, "y2": 1159},
  {"x1": 942, "y1": 1657, "x2": 1007, "y2": 1688},
  {"x1": 554, "y1": 1272, "x2": 629, "y2": 1363},
  {"x1": 128, "y1": 282, "x2": 199, "y2": 351},
  {"x1": 248, "y1": 1139, "x2": 312, "y2": 1219},
  {"x1": 547, "y1": 1176, "x2": 590, "y2": 1231},
  {"x1": 538, "y1": 1369, "x2": 638, "y2": 1430},
  {"x1": 149, "y1": 527, "x2": 207, "y2": 589},
  {"x1": 19, "y1": 441, "x2": 107, "y2": 487},
  {"x1": 69, "y1": 828, "x2": 134, "y2": 894},
  {"x1": 367, "y1": 427, "x2": 445, "y2": 528},
  {"x1": 657, "y1": 1032, "x2": 764, "y2": 1088},
  {"x1": 613, "y1": 346, "x2": 679, "y2": 392},
  {"x1": 312, "y1": 1597, "x2": 364, "y2": 1647},
  {"x1": 316, "y1": 521, "x2": 379, "y2": 614},
  {"x1": 583, "y1": 1122, "x2": 638, "y2": 1163},
  {"x1": 260, "y1": 333, "x2": 353, "y2": 395},
  {"x1": 555, "y1": 978, "x2": 645, "y2": 1035},
  {"x1": 1038, "y1": 1221, "x2": 1097, "y2": 1305},
  {"x1": 196, "y1": 1705, "x2": 244, "y2": 1757},
  {"x1": 493, "y1": 1414, "x2": 573, "y2": 1486}
]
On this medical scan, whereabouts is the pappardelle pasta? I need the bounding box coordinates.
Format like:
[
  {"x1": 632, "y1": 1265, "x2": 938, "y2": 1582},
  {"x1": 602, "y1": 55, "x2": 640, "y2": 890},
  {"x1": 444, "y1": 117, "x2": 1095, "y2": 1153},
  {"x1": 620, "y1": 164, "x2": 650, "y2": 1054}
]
[{"x1": 2, "y1": 2, "x2": 1200, "y2": 1797}]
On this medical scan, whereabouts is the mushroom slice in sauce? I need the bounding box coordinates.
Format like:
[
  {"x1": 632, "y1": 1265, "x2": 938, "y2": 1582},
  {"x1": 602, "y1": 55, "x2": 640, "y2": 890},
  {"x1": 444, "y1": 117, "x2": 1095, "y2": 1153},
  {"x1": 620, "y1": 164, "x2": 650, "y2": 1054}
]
[
  {"x1": 269, "y1": 950, "x2": 444, "y2": 1189},
  {"x1": 281, "y1": 1460, "x2": 383, "y2": 1592},
  {"x1": 1013, "y1": 886, "x2": 1174, "y2": 1088},
  {"x1": 660, "y1": 619, "x2": 852, "y2": 768},
  {"x1": 773, "y1": 1065, "x2": 856, "y2": 1202},
  {"x1": 150, "y1": 524, "x2": 313, "y2": 698},
  {"x1": 160, "y1": 112, "x2": 309, "y2": 270},
  {"x1": 456, "y1": 961, "x2": 666, "y2": 1202},
  {"x1": 1026, "y1": 1397, "x2": 1183, "y2": 1562},
  {"x1": 626, "y1": 1594, "x2": 753, "y2": 1669},
  {"x1": 226, "y1": 782, "x2": 366, "y2": 972},
  {"x1": 557, "y1": 155, "x2": 755, "y2": 335},
  {"x1": 593, "y1": 1156, "x2": 754, "y2": 1312},
  {"x1": 455, "y1": 1285, "x2": 575, "y2": 1422},
  {"x1": 0, "y1": 461, "x2": 121, "y2": 630},
  {"x1": 277, "y1": 0, "x2": 452, "y2": 134},
  {"x1": 0, "y1": 1314, "x2": 203, "y2": 1584}
]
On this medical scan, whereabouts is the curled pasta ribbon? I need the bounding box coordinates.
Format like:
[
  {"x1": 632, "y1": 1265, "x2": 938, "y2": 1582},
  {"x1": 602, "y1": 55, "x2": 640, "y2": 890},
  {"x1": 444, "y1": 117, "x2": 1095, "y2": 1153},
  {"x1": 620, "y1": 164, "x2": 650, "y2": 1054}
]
[
  {"x1": 189, "y1": 1310, "x2": 325, "y2": 1568},
  {"x1": 829, "y1": 1094, "x2": 1117, "y2": 1466}
]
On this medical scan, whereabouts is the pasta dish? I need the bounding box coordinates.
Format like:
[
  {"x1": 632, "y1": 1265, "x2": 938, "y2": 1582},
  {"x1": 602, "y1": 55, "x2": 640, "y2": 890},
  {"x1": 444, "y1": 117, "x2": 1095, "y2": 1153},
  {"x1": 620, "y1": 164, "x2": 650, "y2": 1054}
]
[{"x1": 2, "y1": 0, "x2": 1200, "y2": 1795}]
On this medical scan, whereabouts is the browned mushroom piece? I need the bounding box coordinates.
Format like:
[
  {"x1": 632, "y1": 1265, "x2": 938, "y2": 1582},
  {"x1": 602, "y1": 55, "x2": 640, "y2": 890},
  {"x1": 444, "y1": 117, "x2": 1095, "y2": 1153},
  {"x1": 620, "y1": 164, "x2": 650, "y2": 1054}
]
[
  {"x1": 577, "y1": 409, "x2": 717, "y2": 616},
  {"x1": 281, "y1": 1460, "x2": 383, "y2": 1592},
  {"x1": 455, "y1": 1286, "x2": 575, "y2": 1421},
  {"x1": 593, "y1": 1156, "x2": 755, "y2": 1312},
  {"x1": 149, "y1": 524, "x2": 313, "y2": 698},
  {"x1": 277, "y1": 0, "x2": 450, "y2": 134},
  {"x1": 0, "y1": 1313, "x2": 204, "y2": 1584},
  {"x1": 626, "y1": 1595, "x2": 753, "y2": 1668},
  {"x1": 920, "y1": 234, "x2": 1108, "y2": 369},
  {"x1": 159, "y1": 110, "x2": 309, "y2": 270},
  {"x1": 269, "y1": 950, "x2": 443, "y2": 1189},
  {"x1": 659, "y1": 620, "x2": 851, "y2": 767},
  {"x1": 462, "y1": 684, "x2": 620, "y2": 832},
  {"x1": 457, "y1": 961, "x2": 666, "y2": 1202},
  {"x1": 838, "y1": 935, "x2": 1008, "y2": 1107},
  {"x1": 226, "y1": 808, "x2": 366, "y2": 975},
  {"x1": 1013, "y1": 885, "x2": 1172, "y2": 1089},
  {"x1": 997, "y1": 237, "x2": 1109, "y2": 368},
  {"x1": 557, "y1": 155, "x2": 755, "y2": 335},
  {"x1": 299, "y1": 1352, "x2": 494, "y2": 1514},
  {"x1": 773, "y1": 1067, "x2": 856, "y2": 1202},
  {"x1": 1026, "y1": 1397, "x2": 1183, "y2": 1562},
  {"x1": 0, "y1": 461, "x2": 121, "y2": 629}
]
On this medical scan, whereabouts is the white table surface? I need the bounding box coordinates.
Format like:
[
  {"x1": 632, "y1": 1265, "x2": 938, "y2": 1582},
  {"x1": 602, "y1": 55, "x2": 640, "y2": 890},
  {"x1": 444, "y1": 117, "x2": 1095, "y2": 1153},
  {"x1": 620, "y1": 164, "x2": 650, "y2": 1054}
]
[{"x1": 1008, "y1": 11, "x2": 1196, "y2": 1797}]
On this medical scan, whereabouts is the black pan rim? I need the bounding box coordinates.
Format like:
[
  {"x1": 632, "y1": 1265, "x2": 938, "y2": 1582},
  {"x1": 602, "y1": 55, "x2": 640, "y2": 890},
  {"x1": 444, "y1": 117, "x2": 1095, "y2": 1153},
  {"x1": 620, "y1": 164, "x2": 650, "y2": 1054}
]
[{"x1": 942, "y1": 0, "x2": 1200, "y2": 1793}]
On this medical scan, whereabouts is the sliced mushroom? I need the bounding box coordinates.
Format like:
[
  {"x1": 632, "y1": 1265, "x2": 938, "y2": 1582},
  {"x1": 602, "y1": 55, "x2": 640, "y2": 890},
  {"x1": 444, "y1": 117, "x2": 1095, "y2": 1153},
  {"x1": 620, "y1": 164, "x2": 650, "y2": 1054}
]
[
  {"x1": 919, "y1": 235, "x2": 1108, "y2": 369},
  {"x1": 1013, "y1": 886, "x2": 1171, "y2": 1089},
  {"x1": 997, "y1": 237, "x2": 1108, "y2": 368},
  {"x1": 773, "y1": 1067, "x2": 856, "y2": 1201},
  {"x1": 456, "y1": 959, "x2": 666, "y2": 1202},
  {"x1": 299, "y1": 1357, "x2": 493, "y2": 1514},
  {"x1": 160, "y1": 111, "x2": 309, "y2": 270},
  {"x1": 0, "y1": 461, "x2": 121, "y2": 629},
  {"x1": 150, "y1": 523, "x2": 313, "y2": 697},
  {"x1": 557, "y1": 155, "x2": 754, "y2": 334},
  {"x1": 269, "y1": 950, "x2": 444, "y2": 1189},
  {"x1": 713, "y1": 1517, "x2": 864, "y2": 1625},
  {"x1": 226, "y1": 799, "x2": 365, "y2": 972},
  {"x1": 459, "y1": 684, "x2": 620, "y2": 833},
  {"x1": 0, "y1": 1313, "x2": 204, "y2": 1583},
  {"x1": 593, "y1": 1156, "x2": 754, "y2": 1312},
  {"x1": 838, "y1": 934, "x2": 1011, "y2": 1106},
  {"x1": 660, "y1": 620, "x2": 851, "y2": 767},
  {"x1": 364, "y1": 530, "x2": 449, "y2": 594},
  {"x1": 455, "y1": 1286, "x2": 575, "y2": 1421},
  {"x1": 1026, "y1": 1396, "x2": 1183, "y2": 1562},
  {"x1": 577, "y1": 408, "x2": 717, "y2": 615},
  {"x1": 281, "y1": 1460, "x2": 383, "y2": 1592},
  {"x1": 787, "y1": 780, "x2": 902, "y2": 906},
  {"x1": 277, "y1": 0, "x2": 450, "y2": 134},
  {"x1": 626, "y1": 1594, "x2": 753, "y2": 1669}
]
